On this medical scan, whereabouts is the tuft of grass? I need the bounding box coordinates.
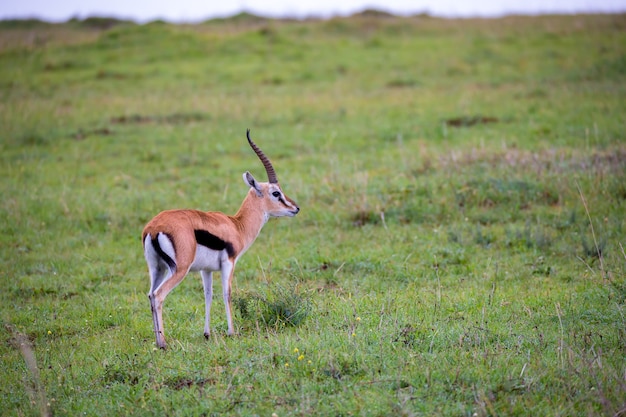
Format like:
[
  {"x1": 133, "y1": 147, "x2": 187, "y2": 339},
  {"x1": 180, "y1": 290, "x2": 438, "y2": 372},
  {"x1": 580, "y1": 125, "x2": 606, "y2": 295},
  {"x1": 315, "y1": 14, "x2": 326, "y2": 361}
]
[
  {"x1": 102, "y1": 353, "x2": 147, "y2": 386},
  {"x1": 234, "y1": 284, "x2": 312, "y2": 329}
]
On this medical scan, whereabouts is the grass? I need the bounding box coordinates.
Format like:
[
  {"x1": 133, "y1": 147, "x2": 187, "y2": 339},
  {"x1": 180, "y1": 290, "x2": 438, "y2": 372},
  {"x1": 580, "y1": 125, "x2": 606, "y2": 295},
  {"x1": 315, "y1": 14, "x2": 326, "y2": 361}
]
[{"x1": 1, "y1": 11, "x2": 625, "y2": 416}]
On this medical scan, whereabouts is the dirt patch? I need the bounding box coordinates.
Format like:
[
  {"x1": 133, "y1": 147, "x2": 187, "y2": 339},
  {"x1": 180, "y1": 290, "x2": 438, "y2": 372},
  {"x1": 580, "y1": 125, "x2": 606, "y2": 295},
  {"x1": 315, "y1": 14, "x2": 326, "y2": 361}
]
[
  {"x1": 165, "y1": 377, "x2": 215, "y2": 390},
  {"x1": 110, "y1": 112, "x2": 210, "y2": 125},
  {"x1": 72, "y1": 127, "x2": 112, "y2": 140},
  {"x1": 445, "y1": 115, "x2": 499, "y2": 127},
  {"x1": 350, "y1": 210, "x2": 380, "y2": 227},
  {"x1": 439, "y1": 146, "x2": 626, "y2": 176}
]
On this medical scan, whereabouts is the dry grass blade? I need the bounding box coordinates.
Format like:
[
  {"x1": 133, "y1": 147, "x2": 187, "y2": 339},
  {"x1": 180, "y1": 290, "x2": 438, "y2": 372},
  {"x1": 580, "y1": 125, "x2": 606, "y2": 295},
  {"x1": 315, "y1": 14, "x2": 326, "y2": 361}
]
[
  {"x1": 5, "y1": 324, "x2": 51, "y2": 417},
  {"x1": 576, "y1": 182, "x2": 606, "y2": 279}
]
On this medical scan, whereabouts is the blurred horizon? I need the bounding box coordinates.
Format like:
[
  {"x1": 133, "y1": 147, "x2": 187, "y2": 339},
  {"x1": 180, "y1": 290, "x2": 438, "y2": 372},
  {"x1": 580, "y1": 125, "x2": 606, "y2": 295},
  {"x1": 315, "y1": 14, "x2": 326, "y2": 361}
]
[{"x1": 1, "y1": 0, "x2": 625, "y2": 23}]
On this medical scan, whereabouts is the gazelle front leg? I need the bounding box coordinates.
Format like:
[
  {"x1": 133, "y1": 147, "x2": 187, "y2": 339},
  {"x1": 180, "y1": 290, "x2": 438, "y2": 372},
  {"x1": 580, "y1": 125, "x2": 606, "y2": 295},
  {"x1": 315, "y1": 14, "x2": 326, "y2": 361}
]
[
  {"x1": 201, "y1": 270, "x2": 213, "y2": 339},
  {"x1": 221, "y1": 260, "x2": 236, "y2": 335}
]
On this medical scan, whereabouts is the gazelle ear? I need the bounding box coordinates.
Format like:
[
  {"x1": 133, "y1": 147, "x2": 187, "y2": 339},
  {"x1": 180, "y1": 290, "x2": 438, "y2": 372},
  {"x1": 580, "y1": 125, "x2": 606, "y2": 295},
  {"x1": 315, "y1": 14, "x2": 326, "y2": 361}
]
[{"x1": 243, "y1": 171, "x2": 263, "y2": 197}]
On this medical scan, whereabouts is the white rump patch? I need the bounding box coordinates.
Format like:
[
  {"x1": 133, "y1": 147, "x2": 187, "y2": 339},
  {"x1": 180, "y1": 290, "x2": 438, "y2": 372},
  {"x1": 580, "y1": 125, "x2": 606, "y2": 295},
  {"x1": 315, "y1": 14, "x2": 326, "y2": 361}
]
[{"x1": 157, "y1": 232, "x2": 176, "y2": 261}]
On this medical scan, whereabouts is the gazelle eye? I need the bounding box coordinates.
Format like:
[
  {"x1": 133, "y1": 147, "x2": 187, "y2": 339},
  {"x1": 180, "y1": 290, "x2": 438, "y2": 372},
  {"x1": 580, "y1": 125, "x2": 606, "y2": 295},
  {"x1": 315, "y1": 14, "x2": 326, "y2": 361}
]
[{"x1": 272, "y1": 191, "x2": 281, "y2": 198}]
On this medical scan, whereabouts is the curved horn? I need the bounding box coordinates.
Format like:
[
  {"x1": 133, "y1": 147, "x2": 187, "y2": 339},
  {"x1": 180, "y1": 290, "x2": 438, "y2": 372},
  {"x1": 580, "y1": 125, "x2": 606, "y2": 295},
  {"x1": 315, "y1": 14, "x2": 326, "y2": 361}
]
[{"x1": 247, "y1": 129, "x2": 278, "y2": 184}]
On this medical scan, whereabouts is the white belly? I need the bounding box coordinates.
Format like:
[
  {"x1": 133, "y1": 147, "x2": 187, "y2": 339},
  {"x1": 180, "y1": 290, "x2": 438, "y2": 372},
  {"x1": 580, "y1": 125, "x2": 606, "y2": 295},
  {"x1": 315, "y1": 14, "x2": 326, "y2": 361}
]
[{"x1": 189, "y1": 246, "x2": 228, "y2": 272}]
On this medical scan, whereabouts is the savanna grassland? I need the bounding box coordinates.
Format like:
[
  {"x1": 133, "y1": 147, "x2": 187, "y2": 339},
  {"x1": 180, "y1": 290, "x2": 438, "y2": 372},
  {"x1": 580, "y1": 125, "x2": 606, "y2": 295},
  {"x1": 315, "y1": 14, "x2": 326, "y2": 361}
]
[{"x1": 1, "y1": 12, "x2": 625, "y2": 416}]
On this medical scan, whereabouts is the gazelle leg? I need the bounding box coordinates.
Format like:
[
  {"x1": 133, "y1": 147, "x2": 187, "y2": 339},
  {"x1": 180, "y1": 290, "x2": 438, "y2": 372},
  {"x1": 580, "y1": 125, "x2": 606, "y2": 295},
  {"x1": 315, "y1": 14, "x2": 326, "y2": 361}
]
[
  {"x1": 150, "y1": 267, "x2": 190, "y2": 349},
  {"x1": 201, "y1": 270, "x2": 213, "y2": 339},
  {"x1": 221, "y1": 260, "x2": 235, "y2": 335},
  {"x1": 148, "y1": 264, "x2": 169, "y2": 349},
  {"x1": 148, "y1": 291, "x2": 166, "y2": 349}
]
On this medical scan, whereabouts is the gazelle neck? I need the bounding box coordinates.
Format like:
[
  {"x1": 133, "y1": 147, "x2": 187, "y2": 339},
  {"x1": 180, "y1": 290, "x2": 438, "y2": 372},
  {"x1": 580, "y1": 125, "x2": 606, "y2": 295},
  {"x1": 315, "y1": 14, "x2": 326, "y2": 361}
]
[{"x1": 232, "y1": 189, "x2": 269, "y2": 251}]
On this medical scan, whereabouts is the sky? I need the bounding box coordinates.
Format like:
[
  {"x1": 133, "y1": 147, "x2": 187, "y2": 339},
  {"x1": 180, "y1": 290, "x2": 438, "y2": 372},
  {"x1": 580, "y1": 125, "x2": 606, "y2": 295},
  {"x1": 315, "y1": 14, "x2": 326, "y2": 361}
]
[{"x1": 1, "y1": 0, "x2": 625, "y2": 23}]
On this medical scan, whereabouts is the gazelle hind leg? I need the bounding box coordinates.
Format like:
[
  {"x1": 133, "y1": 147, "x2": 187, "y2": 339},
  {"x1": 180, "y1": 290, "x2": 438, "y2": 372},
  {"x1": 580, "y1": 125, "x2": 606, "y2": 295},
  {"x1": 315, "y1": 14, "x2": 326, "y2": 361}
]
[
  {"x1": 145, "y1": 234, "x2": 174, "y2": 349},
  {"x1": 201, "y1": 270, "x2": 213, "y2": 339},
  {"x1": 148, "y1": 265, "x2": 169, "y2": 349},
  {"x1": 145, "y1": 232, "x2": 197, "y2": 349},
  {"x1": 149, "y1": 291, "x2": 166, "y2": 349},
  {"x1": 150, "y1": 267, "x2": 190, "y2": 349}
]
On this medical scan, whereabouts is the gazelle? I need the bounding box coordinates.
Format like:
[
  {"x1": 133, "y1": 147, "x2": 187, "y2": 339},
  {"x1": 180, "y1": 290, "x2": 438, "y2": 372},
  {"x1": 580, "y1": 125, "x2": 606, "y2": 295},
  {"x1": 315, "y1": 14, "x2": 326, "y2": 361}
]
[{"x1": 142, "y1": 130, "x2": 299, "y2": 349}]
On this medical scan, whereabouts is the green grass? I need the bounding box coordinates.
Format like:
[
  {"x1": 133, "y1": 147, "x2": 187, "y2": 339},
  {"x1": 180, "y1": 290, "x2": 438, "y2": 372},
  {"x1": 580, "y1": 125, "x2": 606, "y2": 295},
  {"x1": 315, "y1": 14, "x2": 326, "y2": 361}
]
[{"x1": 1, "y1": 12, "x2": 625, "y2": 416}]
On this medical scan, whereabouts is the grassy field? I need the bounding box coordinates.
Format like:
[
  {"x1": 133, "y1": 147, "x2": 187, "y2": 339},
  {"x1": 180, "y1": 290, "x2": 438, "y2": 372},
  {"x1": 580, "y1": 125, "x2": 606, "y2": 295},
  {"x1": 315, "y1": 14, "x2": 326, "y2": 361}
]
[{"x1": 1, "y1": 12, "x2": 625, "y2": 416}]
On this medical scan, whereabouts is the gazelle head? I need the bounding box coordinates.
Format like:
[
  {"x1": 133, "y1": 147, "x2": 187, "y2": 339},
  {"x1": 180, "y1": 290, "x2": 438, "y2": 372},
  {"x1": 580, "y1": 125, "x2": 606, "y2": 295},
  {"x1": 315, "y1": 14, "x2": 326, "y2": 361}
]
[{"x1": 244, "y1": 129, "x2": 300, "y2": 218}]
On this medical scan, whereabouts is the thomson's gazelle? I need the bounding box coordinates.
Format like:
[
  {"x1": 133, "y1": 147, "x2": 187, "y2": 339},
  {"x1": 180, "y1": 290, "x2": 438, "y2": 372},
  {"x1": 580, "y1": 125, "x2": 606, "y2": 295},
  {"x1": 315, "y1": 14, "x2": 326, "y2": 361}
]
[{"x1": 142, "y1": 130, "x2": 299, "y2": 349}]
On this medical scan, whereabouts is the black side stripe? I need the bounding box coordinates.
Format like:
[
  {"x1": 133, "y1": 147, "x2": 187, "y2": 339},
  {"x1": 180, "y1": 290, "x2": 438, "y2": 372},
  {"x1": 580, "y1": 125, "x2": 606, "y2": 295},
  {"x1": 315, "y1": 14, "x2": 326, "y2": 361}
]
[
  {"x1": 194, "y1": 230, "x2": 235, "y2": 258},
  {"x1": 152, "y1": 234, "x2": 176, "y2": 271}
]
